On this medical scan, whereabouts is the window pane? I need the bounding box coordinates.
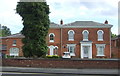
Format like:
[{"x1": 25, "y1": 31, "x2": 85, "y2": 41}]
[
  {"x1": 13, "y1": 40, "x2": 16, "y2": 44},
  {"x1": 83, "y1": 31, "x2": 88, "y2": 40},
  {"x1": 69, "y1": 31, "x2": 74, "y2": 40},
  {"x1": 50, "y1": 34, "x2": 54, "y2": 40}
]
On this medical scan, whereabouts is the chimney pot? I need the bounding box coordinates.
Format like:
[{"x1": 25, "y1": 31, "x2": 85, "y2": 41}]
[
  {"x1": 104, "y1": 20, "x2": 108, "y2": 24},
  {"x1": 60, "y1": 19, "x2": 63, "y2": 25}
]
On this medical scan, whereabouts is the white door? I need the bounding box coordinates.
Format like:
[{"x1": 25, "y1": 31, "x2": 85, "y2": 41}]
[
  {"x1": 49, "y1": 45, "x2": 55, "y2": 55},
  {"x1": 83, "y1": 46, "x2": 89, "y2": 58}
]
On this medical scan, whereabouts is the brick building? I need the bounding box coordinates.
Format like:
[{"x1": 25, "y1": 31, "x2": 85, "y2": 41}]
[
  {"x1": 111, "y1": 35, "x2": 120, "y2": 58},
  {"x1": 0, "y1": 33, "x2": 24, "y2": 56},
  {"x1": 0, "y1": 20, "x2": 113, "y2": 59}
]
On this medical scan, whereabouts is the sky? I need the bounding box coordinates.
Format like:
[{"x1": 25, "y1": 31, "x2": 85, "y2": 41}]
[{"x1": 0, "y1": 0, "x2": 119, "y2": 35}]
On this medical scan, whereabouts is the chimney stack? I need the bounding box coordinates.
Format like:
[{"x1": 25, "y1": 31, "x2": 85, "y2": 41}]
[
  {"x1": 104, "y1": 20, "x2": 108, "y2": 24},
  {"x1": 60, "y1": 19, "x2": 63, "y2": 25}
]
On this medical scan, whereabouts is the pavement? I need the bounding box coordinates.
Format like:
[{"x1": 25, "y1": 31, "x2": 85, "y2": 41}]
[{"x1": 1, "y1": 67, "x2": 120, "y2": 75}]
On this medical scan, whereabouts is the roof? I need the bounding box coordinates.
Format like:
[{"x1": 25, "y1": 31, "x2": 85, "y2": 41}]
[
  {"x1": 50, "y1": 21, "x2": 113, "y2": 28},
  {"x1": 0, "y1": 33, "x2": 25, "y2": 39}
]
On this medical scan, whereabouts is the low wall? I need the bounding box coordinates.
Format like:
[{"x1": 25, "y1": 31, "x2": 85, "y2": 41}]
[{"x1": 2, "y1": 58, "x2": 119, "y2": 69}]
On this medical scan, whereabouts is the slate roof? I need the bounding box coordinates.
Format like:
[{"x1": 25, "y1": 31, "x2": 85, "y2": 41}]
[
  {"x1": 50, "y1": 21, "x2": 113, "y2": 28},
  {"x1": 1, "y1": 33, "x2": 25, "y2": 39}
]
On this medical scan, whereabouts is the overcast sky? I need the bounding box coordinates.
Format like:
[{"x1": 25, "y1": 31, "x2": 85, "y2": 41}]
[{"x1": 0, "y1": 0, "x2": 119, "y2": 35}]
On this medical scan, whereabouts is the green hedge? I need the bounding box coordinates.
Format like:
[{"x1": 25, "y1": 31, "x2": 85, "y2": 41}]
[{"x1": 45, "y1": 55, "x2": 61, "y2": 58}]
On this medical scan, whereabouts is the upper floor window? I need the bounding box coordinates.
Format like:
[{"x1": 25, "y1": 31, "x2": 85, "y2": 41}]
[
  {"x1": 97, "y1": 30, "x2": 104, "y2": 41},
  {"x1": 82, "y1": 30, "x2": 89, "y2": 41},
  {"x1": 68, "y1": 30, "x2": 75, "y2": 41},
  {"x1": 49, "y1": 33, "x2": 55, "y2": 42},
  {"x1": 13, "y1": 40, "x2": 16, "y2": 46}
]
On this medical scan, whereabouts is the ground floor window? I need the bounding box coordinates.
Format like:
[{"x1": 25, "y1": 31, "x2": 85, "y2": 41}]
[
  {"x1": 67, "y1": 44, "x2": 76, "y2": 56},
  {"x1": 9, "y1": 48, "x2": 19, "y2": 56},
  {"x1": 96, "y1": 44, "x2": 106, "y2": 56}
]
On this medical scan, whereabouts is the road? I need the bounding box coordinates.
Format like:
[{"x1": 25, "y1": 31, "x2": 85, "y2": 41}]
[{"x1": 1, "y1": 72, "x2": 118, "y2": 76}]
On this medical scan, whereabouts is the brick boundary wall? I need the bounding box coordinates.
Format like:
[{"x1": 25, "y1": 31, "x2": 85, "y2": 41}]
[{"x1": 2, "y1": 58, "x2": 119, "y2": 69}]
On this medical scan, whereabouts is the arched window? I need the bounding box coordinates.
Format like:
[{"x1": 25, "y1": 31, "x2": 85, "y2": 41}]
[
  {"x1": 97, "y1": 30, "x2": 104, "y2": 41},
  {"x1": 82, "y1": 30, "x2": 89, "y2": 41},
  {"x1": 68, "y1": 30, "x2": 75, "y2": 41},
  {"x1": 49, "y1": 33, "x2": 55, "y2": 42}
]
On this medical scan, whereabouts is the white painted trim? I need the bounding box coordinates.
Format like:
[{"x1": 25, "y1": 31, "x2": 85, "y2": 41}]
[
  {"x1": 97, "y1": 30, "x2": 104, "y2": 41},
  {"x1": 68, "y1": 39, "x2": 74, "y2": 41},
  {"x1": 68, "y1": 30, "x2": 75, "y2": 34},
  {"x1": 67, "y1": 44, "x2": 76, "y2": 56},
  {"x1": 82, "y1": 30, "x2": 89, "y2": 34},
  {"x1": 49, "y1": 33, "x2": 55, "y2": 37},
  {"x1": 68, "y1": 30, "x2": 75, "y2": 41},
  {"x1": 96, "y1": 55, "x2": 105, "y2": 56},
  {"x1": 80, "y1": 42, "x2": 92, "y2": 59},
  {"x1": 49, "y1": 40, "x2": 54, "y2": 42},
  {"x1": 97, "y1": 30, "x2": 104, "y2": 34},
  {"x1": 98, "y1": 39, "x2": 103, "y2": 41},
  {"x1": 95, "y1": 44, "x2": 106, "y2": 56},
  {"x1": 50, "y1": 25, "x2": 113, "y2": 28},
  {"x1": 48, "y1": 45, "x2": 55, "y2": 55},
  {"x1": 67, "y1": 44, "x2": 76, "y2": 46}
]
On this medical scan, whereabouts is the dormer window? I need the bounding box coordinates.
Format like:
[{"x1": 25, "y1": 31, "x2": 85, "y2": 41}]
[
  {"x1": 97, "y1": 30, "x2": 104, "y2": 41},
  {"x1": 49, "y1": 33, "x2": 55, "y2": 42},
  {"x1": 82, "y1": 30, "x2": 89, "y2": 41},
  {"x1": 68, "y1": 30, "x2": 75, "y2": 41}
]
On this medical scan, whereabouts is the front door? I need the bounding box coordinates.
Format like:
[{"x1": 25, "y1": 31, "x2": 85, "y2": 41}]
[
  {"x1": 83, "y1": 46, "x2": 89, "y2": 58},
  {"x1": 49, "y1": 45, "x2": 54, "y2": 55}
]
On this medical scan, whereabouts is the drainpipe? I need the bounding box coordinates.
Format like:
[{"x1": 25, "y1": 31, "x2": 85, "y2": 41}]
[
  {"x1": 60, "y1": 20, "x2": 63, "y2": 56},
  {"x1": 110, "y1": 28, "x2": 111, "y2": 58}
]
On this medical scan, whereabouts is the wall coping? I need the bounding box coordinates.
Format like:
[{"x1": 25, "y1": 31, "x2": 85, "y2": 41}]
[{"x1": 2, "y1": 58, "x2": 119, "y2": 61}]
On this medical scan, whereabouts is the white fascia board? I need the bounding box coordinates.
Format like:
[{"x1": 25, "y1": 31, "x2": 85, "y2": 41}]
[{"x1": 50, "y1": 25, "x2": 113, "y2": 28}]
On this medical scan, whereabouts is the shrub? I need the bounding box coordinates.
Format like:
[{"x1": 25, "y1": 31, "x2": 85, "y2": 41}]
[{"x1": 46, "y1": 55, "x2": 60, "y2": 58}]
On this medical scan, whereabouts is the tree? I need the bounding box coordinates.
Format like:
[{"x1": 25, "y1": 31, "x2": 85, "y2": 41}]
[
  {"x1": 16, "y1": 2, "x2": 50, "y2": 57},
  {"x1": 0, "y1": 24, "x2": 11, "y2": 37},
  {"x1": 111, "y1": 32, "x2": 117, "y2": 38}
]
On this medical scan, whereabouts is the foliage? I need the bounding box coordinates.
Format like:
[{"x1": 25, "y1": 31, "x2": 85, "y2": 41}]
[
  {"x1": 45, "y1": 55, "x2": 60, "y2": 58},
  {"x1": 111, "y1": 32, "x2": 117, "y2": 38},
  {"x1": 16, "y1": 2, "x2": 50, "y2": 57},
  {"x1": 0, "y1": 25, "x2": 11, "y2": 37}
]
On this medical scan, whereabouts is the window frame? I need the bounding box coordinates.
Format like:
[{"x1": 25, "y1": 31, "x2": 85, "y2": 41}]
[
  {"x1": 96, "y1": 44, "x2": 106, "y2": 56},
  {"x1": 49, "y1": 33, "x2": 55, "y2": 42},
  {"x1": 12, "y1": 40, "x2": 17, "y2": 46},
  {"x1": 97, "y1": 30, "x2": 104, "y2": 41},
  {"x1": 68, "y1": 30, "x2": 75, "y2": 41},
  {"x1": 9, "y1": 48, "x2": 19, "y2": 56},
  {"x1": 82, "y1": 30, "x2": 89, "y2": 41},
  {"x1": 67, "y1": 44, "x2": 76, "y2": 56}
]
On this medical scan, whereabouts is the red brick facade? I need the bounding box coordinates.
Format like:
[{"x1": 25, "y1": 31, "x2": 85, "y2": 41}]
[
  {"x1": 2, "y1": 58, "x2": 118, "y2": 69},
  {"x1": 111, "y1": 36, "x2": 120, "y2": 58},
  {"x1": 0, "y1": 21, "x2": 114, "y2": 59}
]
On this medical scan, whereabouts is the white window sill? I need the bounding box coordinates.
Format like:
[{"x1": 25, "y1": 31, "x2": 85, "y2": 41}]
[
  {"x1": 68, "y1": 39, "x2": 74, "y2": 41},
  {"x1": 49, "y1": 40, "x2": 54, "y2": 42},
  {"x1": 12, "y1": 44, "x2": 16, "y2": 46},
  {"x1": 98, "y1": 39, "x2": 103, "y2": 41},
  {"x1": 96, "y1": 55, "x2": 105, "y2": 56},
  {"x1": 83, "y1": 39, "x2": 88, "y2": 41},
  {"x1": 70, "y1": 53, "x2": 75, "y2": 56}
]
